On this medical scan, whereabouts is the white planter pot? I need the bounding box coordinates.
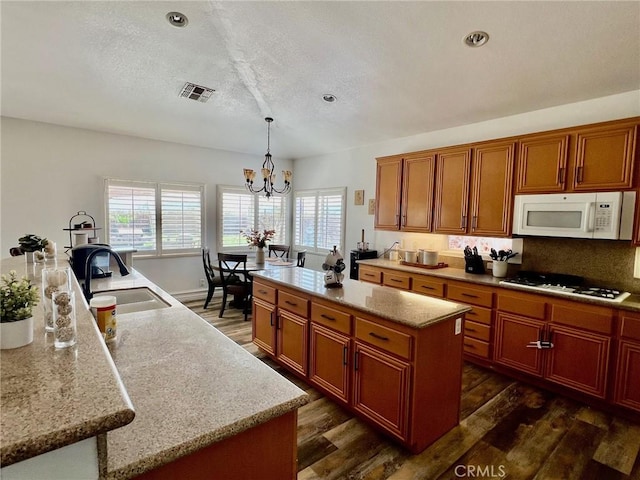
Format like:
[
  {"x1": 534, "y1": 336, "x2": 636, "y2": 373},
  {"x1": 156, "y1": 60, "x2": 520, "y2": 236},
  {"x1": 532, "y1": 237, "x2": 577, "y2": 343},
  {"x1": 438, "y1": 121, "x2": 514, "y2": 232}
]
[
  {"x1": 256, "y1": 248, "x2": 265, "y2": 264},
  {"x1": 0, "y1": 317, "x2": 34, "y2": 349}
]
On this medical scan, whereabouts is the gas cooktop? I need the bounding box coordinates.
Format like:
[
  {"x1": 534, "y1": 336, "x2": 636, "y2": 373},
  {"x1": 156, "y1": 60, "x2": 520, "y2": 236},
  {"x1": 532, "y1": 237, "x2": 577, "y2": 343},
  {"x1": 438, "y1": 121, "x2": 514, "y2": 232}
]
[{"x1": 499, "y1": 272, "x2": 631, "y2": 303}]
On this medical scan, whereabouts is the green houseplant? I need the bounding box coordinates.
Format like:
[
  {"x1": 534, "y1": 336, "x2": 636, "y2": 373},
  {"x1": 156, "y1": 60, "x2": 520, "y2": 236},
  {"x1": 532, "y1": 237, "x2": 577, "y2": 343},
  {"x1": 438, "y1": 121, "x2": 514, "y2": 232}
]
[
  {"x1": 18, "y1": 234, "x2": 50, "y2": 264},
  {"x1": 0, "y1": 270, "x2": 39, "y2": 349}
]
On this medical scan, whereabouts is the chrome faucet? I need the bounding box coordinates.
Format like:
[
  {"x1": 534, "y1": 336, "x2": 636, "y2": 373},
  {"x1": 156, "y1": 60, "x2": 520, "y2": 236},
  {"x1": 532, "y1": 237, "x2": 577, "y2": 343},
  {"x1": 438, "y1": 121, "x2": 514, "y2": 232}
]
[{"x1": 82, "y1": 247, "x2": 130, "y2": 301}]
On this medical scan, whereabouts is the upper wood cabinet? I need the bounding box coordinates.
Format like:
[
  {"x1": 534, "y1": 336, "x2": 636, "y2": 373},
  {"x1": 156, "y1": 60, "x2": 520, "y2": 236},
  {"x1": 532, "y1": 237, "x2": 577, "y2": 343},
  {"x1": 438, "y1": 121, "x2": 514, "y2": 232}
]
[
  {"x1": 374, "y1": 152, "x2": 435, "y2": 232},
  {"x1": 433, "y1": 147, "x2": 472, "y2": 234},
  {"x1": 433, "y1": 142, "x2": 514, "y2": 237},
  {"x1": 516, "y1": 120, "x2": 638, "y2": 194}
]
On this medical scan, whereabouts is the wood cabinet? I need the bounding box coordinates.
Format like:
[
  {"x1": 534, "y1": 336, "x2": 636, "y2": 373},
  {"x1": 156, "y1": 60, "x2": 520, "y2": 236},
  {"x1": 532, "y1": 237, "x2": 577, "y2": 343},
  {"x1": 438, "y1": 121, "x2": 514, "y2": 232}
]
[
  {"x1": 253, "y1": 277, "x2": 466, "y2": 454},
  {"x1": 411, "y1": 276, "x2": 445, "y2": 298},
  {"x1": 494, "y1": 290, "x2": 614, "y2": 399},
  {"x1": 614, "y1": 313, "x2": 640, "y2": 413},
  {"x1": 516, "y1": 120, "x2": 638, "y2": 194},
  {"x1": 433, "y1": 142, "x2": 515, "y2": 237},
  {"x1": 382, "y1": 270, "x2": 411, "y2": 290},
  {"x1": 433, "y1": 147, "x2": 472, "y2": 234},
  {"x1": 359, "y1": 266, "x2": 382, "y2": 284},
  {"x1": 374, "y1": 152, "x2": 435, "y2": 232}
]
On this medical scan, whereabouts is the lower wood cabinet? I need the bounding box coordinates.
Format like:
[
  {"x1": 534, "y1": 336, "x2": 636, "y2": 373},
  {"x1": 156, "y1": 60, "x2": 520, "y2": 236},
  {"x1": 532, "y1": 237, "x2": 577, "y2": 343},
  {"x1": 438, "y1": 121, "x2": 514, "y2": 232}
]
[
  {"x1": 309, "y1": 322, "x2": 350, "y2": 404},
  {"x1": 252, "y1": 298, "x2": 276, "y2": 356},
  {"x1": 277, "y1": 309, "x2": 308, "y2": 377},
  {"x1": 614, "y1": 314, "x2": 640, "y2": 412},
  {"x1": 353, "y1": 341, "x2": 410, "y2": 440}
]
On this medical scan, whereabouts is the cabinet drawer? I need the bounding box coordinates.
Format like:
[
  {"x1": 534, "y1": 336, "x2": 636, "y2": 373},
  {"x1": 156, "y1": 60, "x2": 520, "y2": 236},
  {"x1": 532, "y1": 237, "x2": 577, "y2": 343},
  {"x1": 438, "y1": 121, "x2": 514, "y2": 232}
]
[
  {"x1": 550, "y1": 303, "x2": 613, "y2": 335},
  {"x1": 311, "y1": 302, "x2": 352, "y2": 335},
  {"x1": 447, "y1": 282, "x2": 493, "y2": 308},
  {"x1": 464, "y1": 305, "x2": 492, "y2": 325},
  {"x1": 383, "y1": 271, "x2": 411, "y2": 290},
  {"x1": 359, "y1": 267, "x2": 381, "y2": 284},
  {"x1": 497, "y1": 291, "x2": 546, "y2": 319},
  {"x1": 411, "y1": 276, "x2": 445, "y2": 298},
  {"x1": 253, "y1": 282, "x2": 276, "y2": 304},
  {"x1": 464, "y1": 319, "x2": 491, "y2": 342},
  {"x1": 278, "y1": 290, "x2": 309, "y2": 318},
  {"x1": 355, "y1": 317, "x2": 412, "y2": 360},
  {"x1": 463, "y1": 337, "x2": 490, "y2": 358},
  {"x1": 620, "y1": 315, "x2": 640, "y2": 341}
]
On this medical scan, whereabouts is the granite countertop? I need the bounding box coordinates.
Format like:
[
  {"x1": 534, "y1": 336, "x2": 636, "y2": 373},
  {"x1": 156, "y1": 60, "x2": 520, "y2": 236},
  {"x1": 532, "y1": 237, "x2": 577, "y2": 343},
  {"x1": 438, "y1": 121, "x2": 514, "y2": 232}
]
[
  {"x1": 252, "y1": 268, "x2": 471, "y2": 328},
  {"x1": 357, "y1": 258, "x2": 640, "y2": 312},
  {"x1": 0, "y1": 256, "x2": 135, "y2": 467},
  {"x1": 91, "y1": 272, "x2": 308, "y2": 479}
]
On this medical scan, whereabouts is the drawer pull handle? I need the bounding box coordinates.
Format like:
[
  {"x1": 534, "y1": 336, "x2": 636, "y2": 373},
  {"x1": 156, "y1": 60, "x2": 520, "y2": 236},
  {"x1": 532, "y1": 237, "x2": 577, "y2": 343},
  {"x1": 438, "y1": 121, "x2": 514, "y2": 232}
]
[
  {"x1": 364, "y1": 273, "x2": 374, "y2": 277},
  {"x1": 270, "y1": 311, "x2": 274, "y2": 327},
  {"x1": 461, "y1": 293, "x2": 478, "y2": 298},
  {"x1": 285, "y1": 300, "x2": 297, "y2": 306},
  {"x1": 466, "y1": 327, "x2": 476, "y2": 332},
  {"x1": 421, "y1": 285, "x2": 435, "y2": 290},
  {"x1": 466, "y1": 310, "x2": 477, "y2": 316},
  {"x1": 258, "y1": 289, "x2": 268, "y2": 295},
  {"x1": 464, "y1": 343, "x2": 475, "y2": 348},
  {"x1": 354, "y1": 351, "x2": 359, "y2": 371},
  {"x1": 321, "y1": 313, "x2": 336, "y2": 321},
  {"x1": 343, "y1": 346, "x2": 348, "y2": 366},
  {"x1": 369, "y1": 332, "x2": 389, "y2": 341},
  {"x1": 390, "y1": 278, "x2": 402, "y2": 283}
]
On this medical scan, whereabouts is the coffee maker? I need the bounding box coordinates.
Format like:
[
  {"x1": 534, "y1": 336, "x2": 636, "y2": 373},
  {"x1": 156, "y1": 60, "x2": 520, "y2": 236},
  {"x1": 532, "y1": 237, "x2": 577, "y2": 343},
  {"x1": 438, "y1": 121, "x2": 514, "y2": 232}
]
[{"x1": 70, "y1": 244, "x2": 113, "y2": 279}]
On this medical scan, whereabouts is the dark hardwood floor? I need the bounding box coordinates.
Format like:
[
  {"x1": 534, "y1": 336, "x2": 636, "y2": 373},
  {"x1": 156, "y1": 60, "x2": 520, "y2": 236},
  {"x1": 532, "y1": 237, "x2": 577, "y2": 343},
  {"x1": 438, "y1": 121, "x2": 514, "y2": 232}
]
[{"x1": 185, "y1": 297, "x2": 640, "y2": 480}]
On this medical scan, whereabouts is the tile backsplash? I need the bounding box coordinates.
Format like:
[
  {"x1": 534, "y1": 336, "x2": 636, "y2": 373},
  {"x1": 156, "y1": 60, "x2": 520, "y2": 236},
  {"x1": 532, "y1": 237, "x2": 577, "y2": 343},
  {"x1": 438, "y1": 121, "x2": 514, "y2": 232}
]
[{"x1": 520, "y1": 237, "x2": 640, "y2": 293}]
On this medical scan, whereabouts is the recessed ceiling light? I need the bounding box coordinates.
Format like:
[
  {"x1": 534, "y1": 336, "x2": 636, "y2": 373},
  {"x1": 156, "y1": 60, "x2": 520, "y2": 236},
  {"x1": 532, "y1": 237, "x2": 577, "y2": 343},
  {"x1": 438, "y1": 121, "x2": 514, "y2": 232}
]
[
  {"x1": 166, "y1": 12, "x2": 188, "y2": 28},
  {"x1": 464, "y1": 31, "x2": 489, "y2": 47},
  {"x1": 322, "y1": 94, "x2": 338, "y2": 103}
]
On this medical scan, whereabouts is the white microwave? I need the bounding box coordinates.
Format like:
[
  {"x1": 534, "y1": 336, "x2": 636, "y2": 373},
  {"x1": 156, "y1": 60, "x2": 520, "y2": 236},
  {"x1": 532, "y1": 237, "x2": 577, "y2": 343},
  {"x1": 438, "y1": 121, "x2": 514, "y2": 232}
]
[{"x1": 513, "y1": 191, "x2": 636, "y2": 240}]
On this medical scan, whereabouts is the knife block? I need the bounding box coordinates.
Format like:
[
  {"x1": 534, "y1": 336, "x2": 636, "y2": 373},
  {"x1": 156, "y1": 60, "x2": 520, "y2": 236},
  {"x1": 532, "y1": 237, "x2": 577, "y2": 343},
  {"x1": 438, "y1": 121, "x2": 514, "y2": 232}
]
[{"x1": 464, "y1": 256, "x2": 485, "y2": 274}]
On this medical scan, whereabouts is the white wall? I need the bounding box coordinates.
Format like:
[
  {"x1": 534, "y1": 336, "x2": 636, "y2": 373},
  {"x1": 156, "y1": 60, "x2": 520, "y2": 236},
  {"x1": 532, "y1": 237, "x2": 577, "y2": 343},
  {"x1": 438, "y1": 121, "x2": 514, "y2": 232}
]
[
  {"x1": 0, "y1": 118, "x2": 292, "y2": 294},
  {"x1": 294, "y1": 90, "x2": 640, "y2": 261}
]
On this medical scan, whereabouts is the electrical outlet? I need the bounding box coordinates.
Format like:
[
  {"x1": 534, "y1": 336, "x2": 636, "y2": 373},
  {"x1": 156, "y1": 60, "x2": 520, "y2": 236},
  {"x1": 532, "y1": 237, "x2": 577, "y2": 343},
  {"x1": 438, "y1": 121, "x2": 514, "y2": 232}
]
[{"x1": 199, "y1": 279, "x2": 206, "y2": 287}]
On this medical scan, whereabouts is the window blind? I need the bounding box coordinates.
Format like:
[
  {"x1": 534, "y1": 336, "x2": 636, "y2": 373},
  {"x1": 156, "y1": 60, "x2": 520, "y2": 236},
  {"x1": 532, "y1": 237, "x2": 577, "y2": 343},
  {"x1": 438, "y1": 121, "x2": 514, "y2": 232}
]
[
  {"x1": 293, "y1": 188, "x2": 345, "y2": 254},
  {"x1": 161, "y1": 186, "x2": 203, "y2": 251},
  {"x1": 107, "y1": 181, "x2": 157, "y2": 252}
]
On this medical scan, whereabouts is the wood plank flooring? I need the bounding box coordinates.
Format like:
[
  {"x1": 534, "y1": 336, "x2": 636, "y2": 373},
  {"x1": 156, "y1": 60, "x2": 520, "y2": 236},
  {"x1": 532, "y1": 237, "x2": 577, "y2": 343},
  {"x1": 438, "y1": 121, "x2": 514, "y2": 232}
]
[{"x1": 184, "y1": 297, "x2": 640, "y2": 480}]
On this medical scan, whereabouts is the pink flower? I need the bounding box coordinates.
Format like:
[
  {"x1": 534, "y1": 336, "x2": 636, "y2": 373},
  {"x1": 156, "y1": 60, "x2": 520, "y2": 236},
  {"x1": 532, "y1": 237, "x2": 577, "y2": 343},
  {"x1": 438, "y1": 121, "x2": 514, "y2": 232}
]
[{"x1": 242, "y1": 229, "x2": 276, "y2": 249}]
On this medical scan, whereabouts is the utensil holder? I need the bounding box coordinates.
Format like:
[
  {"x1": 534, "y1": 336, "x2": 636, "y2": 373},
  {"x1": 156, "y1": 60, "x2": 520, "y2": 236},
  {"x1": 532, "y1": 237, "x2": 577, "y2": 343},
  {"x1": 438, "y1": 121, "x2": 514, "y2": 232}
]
[
  {"x1": 465, "y1": 256, "x2": 485, "y2": 274},
  {"x1": 492, "y1": 261, "x2": 508, "y2": 278}
]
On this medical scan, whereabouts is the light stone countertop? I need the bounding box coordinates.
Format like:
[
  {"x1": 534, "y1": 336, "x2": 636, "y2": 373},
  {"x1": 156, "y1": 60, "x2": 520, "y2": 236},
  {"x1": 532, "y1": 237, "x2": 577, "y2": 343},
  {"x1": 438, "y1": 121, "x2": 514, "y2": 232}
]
[
  {"x1": 91, "y1": 271, "x2": 309, "y2": 480},
  {"x1": 357, "y1": 258, "x2": 640, "y2": 312},
  {"x1": 0, "y1": 256, "x2": 135, "y2": 467},
  {"x1": 252, "y1": 268, "x2": 471, "y2": 328}
]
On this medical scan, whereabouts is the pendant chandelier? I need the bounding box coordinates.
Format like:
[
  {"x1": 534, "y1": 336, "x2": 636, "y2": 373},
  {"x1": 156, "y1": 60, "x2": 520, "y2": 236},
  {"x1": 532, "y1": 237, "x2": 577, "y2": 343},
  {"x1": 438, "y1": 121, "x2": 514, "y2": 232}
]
[{"x1": 243, "y1": 117, "x2": 292, "y2": 198}]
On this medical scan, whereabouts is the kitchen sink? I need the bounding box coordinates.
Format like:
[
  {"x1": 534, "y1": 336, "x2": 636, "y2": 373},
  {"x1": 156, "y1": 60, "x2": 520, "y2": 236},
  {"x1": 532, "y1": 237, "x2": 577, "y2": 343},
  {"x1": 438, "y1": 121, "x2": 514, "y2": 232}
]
[{"x1": 93, "y1": 287, "x2": 171, "y2": 314}]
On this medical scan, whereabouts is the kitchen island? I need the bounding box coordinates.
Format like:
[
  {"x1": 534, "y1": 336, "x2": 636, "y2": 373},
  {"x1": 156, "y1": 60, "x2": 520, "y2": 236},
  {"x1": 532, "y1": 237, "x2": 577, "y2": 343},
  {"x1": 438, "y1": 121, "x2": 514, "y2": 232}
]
[
  {"x1": 251, "y1": 268, "x2": 472, "y2": 453},
  {"x1": 1, "y1": 257, "x2": 308, "y2": 479}
]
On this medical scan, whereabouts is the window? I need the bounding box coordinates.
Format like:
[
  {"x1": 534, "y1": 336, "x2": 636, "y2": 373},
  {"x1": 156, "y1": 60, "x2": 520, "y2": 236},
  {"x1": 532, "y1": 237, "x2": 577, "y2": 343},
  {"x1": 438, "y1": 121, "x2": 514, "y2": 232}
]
[
  {"x1": 105, "y1": 179, "x2": 204, "y2": 256},
  {"x1": 293, "y1": 188, "x2": 346, "y2": 254},
  {"x1": 217, "y1": 186, "x2": 287, "y2": 250}
]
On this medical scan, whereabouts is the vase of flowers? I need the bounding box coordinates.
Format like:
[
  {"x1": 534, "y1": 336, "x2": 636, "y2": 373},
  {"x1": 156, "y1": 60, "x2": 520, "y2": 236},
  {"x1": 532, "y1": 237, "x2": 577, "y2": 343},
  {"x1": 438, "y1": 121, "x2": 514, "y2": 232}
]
[
  {"x1": 18, "y1": 234, "x2": 50, "y2": 264},
  {"x1": 1, "y1": 270, "x2": 39, "y2": 349},
  {"x1": 242, "y1": 229, "x2": 275, "y2": 264}
]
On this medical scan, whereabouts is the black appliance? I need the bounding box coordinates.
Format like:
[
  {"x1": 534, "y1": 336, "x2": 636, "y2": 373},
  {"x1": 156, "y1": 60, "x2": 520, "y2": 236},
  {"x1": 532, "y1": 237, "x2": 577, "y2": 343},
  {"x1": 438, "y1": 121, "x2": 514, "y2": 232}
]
[
  {"x1": 500, "y1": 271, "x2": 630, "y2": 303},
  {"x1": 70, "y1": 244, "x2": 113, "y2": 279},
  {"x1": 350, "y1": 249, "x2": 378, "y2": 280}
]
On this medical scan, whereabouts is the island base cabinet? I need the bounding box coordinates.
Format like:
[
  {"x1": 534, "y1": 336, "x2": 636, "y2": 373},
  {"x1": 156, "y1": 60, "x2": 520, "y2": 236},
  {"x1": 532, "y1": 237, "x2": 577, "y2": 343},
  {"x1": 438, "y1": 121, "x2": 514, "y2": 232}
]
[
  {"x1": 309, "y1": 323, "x2": 350, "y2": 404},
  {"x1": 277, "y1": 309, "x2": 308, "y2": 377},
  {"x1": 353, "y1": 342, "x2": 410, "y2": 441},
  {"x1": 137, "y1": 411, "x2": 297, "y2": 480},
  {"x1": 252, "y1": 298, "x2": 276, "y2": 356}
]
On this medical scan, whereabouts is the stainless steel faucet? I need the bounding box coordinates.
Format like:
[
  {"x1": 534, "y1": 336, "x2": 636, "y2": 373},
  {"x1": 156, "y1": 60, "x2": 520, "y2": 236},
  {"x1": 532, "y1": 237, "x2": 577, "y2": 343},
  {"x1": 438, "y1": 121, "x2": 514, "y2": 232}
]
[{"x1": 82, "y1": 247, "x2": 130, "y2": 300}]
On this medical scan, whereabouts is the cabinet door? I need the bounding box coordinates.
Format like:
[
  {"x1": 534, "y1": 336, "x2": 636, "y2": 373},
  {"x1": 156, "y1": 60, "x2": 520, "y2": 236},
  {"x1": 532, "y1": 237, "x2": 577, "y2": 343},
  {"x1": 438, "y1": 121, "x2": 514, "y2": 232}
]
[
  {"x1": 469, "y1": 141, "x2": 516, "y2": 237},
  {"x1": 433, "y1": 148, "x2": 472, "y2": 234},
  {"x1": 515, "y1": 133, "x2": 569, "y2": 193},
  {"x1": 494, "y1": 312, "x2": 544, "y2": 377},
  {"x1": 276, "y1": 309, "x2": 308, "y2": 376},
  {"x1": 544, "y1": 325, "x2": 610, "y2": 399},
  {"x1": 353, "y1": 342, "x2": 410, "y2": 440},
  {"x1": 374, "y1": 156, "x2": 403, "y2": 230},
  {"x1": 613, "y1": 340, "x2": 640, "y2": 412},
  {"x1": 309, "y1": 323, "x2": 350, "y2": 404},
  {"x1": 252, "y1": 298, "x2": 276, "y2": 356},
  {"x1": 572, "y1": 124, "x2": 637, "y2": 191},
  {"x1": 401, "y1": 153, "x2": 435, "y2": 232}
]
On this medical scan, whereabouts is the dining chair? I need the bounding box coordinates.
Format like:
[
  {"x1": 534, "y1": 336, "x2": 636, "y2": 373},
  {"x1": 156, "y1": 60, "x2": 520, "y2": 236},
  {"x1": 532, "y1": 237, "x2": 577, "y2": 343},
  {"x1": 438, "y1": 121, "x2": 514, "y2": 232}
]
[
  {"x1": 217, "y1": 253, "x2": 252, "y2": 321},
  {"x1": 268, "y1": 244, "x2": 290, "y2": 258},
  {"x1": 296, "y1": 250, "x2": 307, "y2": 268},
  {"x1": 202, "y1": 248, "x2": 224, "y2": 309}
]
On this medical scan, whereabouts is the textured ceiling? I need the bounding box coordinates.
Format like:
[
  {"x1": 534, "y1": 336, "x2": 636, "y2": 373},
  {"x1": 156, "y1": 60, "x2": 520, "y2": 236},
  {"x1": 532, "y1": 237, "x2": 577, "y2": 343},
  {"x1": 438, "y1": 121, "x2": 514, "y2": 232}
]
[{"x1": 1, "y1": 1, "x2": 639, "y2": 159}]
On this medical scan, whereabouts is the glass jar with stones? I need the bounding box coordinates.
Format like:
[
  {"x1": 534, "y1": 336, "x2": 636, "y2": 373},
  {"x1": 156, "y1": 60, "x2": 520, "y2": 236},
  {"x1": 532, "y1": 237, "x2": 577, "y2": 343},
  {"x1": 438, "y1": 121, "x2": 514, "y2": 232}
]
[
  {"x1": 42, "y1": 267, "x2": 71, "y2": 332},
  {"x1": 53, "y1": 290, "x2": 76, "y2": 348}
]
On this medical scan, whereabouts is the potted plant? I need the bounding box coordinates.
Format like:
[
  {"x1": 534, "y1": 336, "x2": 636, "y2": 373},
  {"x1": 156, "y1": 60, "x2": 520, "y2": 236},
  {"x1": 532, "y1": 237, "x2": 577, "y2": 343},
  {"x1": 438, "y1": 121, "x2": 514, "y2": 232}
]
[
  {"x1": 0, "y1": 270, "x2": 39, "y2": 349},
  {"x1": 18, "y1": 234, "x2": 49, "y2": 264},
  {"x1": 242, "y1": 229, "x2": 276, "y2": 264}
]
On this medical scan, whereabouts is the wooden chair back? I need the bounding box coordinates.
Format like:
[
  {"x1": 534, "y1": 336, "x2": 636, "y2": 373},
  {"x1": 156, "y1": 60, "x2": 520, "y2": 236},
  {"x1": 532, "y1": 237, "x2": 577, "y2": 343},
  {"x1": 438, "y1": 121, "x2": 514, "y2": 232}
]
[
  {"x1": 268, "y1": 244, "x2": 290, "y2": 258},
  {"x1": 297, "y1": 250, "x2": 307, "y2": 268}
]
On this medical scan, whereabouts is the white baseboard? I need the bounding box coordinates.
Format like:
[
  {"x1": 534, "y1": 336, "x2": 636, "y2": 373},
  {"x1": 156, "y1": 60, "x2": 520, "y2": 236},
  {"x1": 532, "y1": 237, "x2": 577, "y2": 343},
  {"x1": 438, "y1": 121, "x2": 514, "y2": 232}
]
[{"x1": 171, "y1": 289, "x2": 222, "y2": 303}]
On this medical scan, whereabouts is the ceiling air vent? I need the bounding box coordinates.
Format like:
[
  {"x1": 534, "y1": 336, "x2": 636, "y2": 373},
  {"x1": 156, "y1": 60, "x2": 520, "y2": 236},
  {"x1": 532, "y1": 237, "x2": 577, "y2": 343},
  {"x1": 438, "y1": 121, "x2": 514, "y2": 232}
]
[{"x1": 179, "y1": 82, "x2": 215, "y2": 103}]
